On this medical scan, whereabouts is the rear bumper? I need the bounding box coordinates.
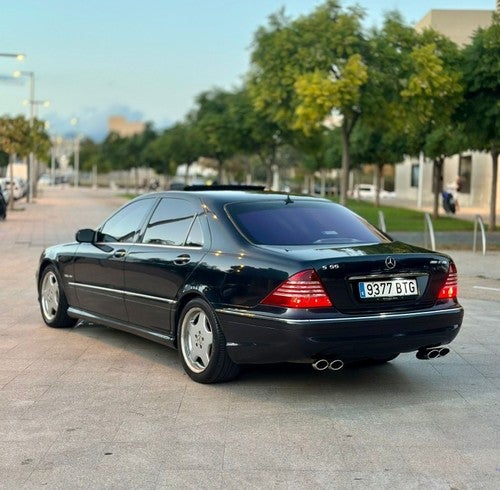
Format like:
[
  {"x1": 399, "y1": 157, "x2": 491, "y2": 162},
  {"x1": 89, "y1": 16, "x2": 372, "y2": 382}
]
[{"x1": 217, "y1": 304, "x2": 464, "y2": 364}]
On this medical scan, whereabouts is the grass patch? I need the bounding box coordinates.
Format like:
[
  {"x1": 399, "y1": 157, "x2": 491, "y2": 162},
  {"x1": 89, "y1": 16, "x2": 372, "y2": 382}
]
[
  {"x1": 345, "y1": 200, "x2": 475, "y2": 232},
  {"x1": 118, "y1": 192, "x2": 139, "y2": 200}
]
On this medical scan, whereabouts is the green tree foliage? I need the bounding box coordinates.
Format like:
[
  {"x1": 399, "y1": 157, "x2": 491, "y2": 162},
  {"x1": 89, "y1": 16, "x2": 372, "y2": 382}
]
[
  {"x1": 227, "y1": 87, "x2": 284, "y2": 187},
  {"x1": 351, "y1": 122, "x2": 405, "y2": 207},
  {"x1": 190, "y1": 89, "x2": 246, "y2": 182},
  {"x1": 94, "y1": 123, "x2": 157, "y2": 174},
  {"x1": 78, "y1": 138, "x2": 108, "y2": 173},
  {"x1": 0, "y1": 115, "x2": 50, "y2": 159},
  {"x1": 461, "y1": 14, "x2": 500, "y2": 230},
  {"x1": 146, "y1": 121, "x2": 205, "y2": 181},
  {"x1": 401, "y1": 42, "x2": 462, "y2": 132},
  {"x1": 0, "y1": 150, "x2": 7, "y2": 168}
]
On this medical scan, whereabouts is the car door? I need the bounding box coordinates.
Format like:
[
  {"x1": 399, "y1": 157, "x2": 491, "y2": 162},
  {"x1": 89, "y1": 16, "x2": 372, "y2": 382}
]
[
  {"x1": 72, "y1": 197, "x2": 156, "y2": 322},
  {"x1": 123, "y1": 197, "x2": 209, "y2": 333}
]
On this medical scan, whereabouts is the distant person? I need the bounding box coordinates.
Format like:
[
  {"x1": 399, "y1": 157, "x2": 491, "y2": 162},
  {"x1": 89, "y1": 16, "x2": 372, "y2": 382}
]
[
  {"x1": 0, "y1": 188, "x2": 7, "y2": 220},
  {"x1": 442, "y1": 178, "x2": 460, "y2": 215}
]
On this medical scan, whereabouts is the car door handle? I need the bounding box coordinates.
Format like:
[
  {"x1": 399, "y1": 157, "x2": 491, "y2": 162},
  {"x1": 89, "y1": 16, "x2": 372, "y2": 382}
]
[
  {"x1": 174, "y1": 254, "x2": 191, "y2": 265},
  {"x1": 113, "y1": 249, "x2": 126, "y2": 258}
]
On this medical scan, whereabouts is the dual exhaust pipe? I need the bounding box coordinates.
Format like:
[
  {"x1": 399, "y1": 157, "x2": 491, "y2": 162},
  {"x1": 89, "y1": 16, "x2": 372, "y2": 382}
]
[
  {"x1": 416, "y1": 346, "x2": 450, "y2": 360},
  {"x1": 312, "y1": 359, "x2": 344, "y2": 371},
  {"x1": 312, "y1": 346, "x2": 450, "y2": 371}
]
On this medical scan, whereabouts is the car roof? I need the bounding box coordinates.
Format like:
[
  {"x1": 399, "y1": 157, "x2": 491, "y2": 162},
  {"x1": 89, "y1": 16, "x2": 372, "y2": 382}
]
[{"x1": 139, "y1": 186, "x2": 329, "y2": 206}]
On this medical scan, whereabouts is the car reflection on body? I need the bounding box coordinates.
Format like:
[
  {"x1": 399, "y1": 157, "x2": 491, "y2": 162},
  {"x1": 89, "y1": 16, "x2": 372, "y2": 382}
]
[{"x1": 36, "y1": 186, "x2": 463, "y2": 383}]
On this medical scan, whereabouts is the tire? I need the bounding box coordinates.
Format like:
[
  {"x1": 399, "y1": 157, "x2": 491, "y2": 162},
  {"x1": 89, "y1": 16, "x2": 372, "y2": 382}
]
[
  {"x1": 177, "y1": 298, "x2": 240, "y2": 383},
  {"x1": 39, "y1": 265, "x2": 76, "y2": 328}
]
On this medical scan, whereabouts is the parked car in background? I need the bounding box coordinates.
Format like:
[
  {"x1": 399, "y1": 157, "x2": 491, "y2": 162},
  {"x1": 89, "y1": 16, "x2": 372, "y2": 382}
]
[
  {"x1": 38, "y1": 174, "x2": 52, "y2": 186},
  {"x1": 0, "y1": 180, "x2": 11, "y2": 204},
  {"x1": 36, "y1": 186, "x2": 463, "y2": 383},
  {"x1": 0, "y1": 177, "x2": 26, "y2": 200},
  {"x1": 350, "y1": 184, "x2": 395, "y2": 200},
  {"x1": 0, "y1": 185, "x2": 7, "y2": 220}
]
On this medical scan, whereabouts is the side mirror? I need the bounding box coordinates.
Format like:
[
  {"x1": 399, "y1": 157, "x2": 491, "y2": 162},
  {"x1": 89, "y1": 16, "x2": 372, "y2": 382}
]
[{"x1": 75, "y1": 228, "x2": 95, "y2": 243}]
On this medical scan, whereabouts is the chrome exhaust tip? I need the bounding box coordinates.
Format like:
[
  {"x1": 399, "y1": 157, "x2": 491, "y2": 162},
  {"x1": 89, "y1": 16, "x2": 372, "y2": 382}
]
[
  {"x1": 439, "y1": 347, "x2": 450, "y2": 357},
  {"x1": 328, "y1": 360, "x2": 344, "y2": 371},
  {"x1": 312, "y1": 359, "x2": 329, "y2": 371},
  {"x1": 416, "y1": 346, "x2": 451, "y2": 360},
  {"x1": 427, "y1": 349, "x2": 441, "y2": 359}
]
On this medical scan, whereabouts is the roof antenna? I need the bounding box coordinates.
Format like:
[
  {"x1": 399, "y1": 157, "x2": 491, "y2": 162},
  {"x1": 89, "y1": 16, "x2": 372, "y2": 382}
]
[{"x1": 284, "y1": 194, "x2": 294, "y2": 204}]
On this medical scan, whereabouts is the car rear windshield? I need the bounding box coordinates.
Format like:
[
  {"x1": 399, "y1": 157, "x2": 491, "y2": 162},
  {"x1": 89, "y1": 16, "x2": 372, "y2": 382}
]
[{"x1": 226, "y1": 200, "x2": 389, "y2": 246}]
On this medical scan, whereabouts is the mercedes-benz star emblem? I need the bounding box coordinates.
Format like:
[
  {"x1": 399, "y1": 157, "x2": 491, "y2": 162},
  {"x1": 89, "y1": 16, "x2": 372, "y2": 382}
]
[{"x1": 385, "y1": 256, "x2": 396, "y2": 269}]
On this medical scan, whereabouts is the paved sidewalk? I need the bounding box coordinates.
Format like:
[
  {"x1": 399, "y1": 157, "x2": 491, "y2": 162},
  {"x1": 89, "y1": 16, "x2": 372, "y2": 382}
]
[{"x1": 0, "y1": 187, "x2": 499, "y2": 489}]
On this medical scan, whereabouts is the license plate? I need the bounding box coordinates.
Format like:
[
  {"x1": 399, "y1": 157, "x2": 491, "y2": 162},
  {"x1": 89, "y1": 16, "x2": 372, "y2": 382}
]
[{"x1": 358, "y1": 279, "x2": 418, "y2": 299}]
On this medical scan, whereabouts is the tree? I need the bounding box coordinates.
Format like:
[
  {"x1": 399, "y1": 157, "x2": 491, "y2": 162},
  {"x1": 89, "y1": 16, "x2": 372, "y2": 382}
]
[
  {"x1": 350, "y1": 122, "x2": 405, "y2": 207},
  {"x1": 100, "y1": 132, "x2": 128, "y2": 171},
  {"x1": 190, "y1": 89, "x2": 245, "y2": 183},
  {"x1": 291, "y1": 129, "x2": 341, "y2": 195},
  {"x1": 145, "y1": 122, "x2": 205, "y2": 182},
  {"x1": 0, "y1": 115, "x2": 50, "y2": 206},
  {"x1": 0, "y1": 115, "x2": 50, "y2": 160},
  {"x1": 249, "y1": 0, "x2": 367, "y2": 204},
  {"x1": 228, "y1": 87, "x2": 285, "y2": 187},
  {"x1": 461, "y1": 14, "x2": 500, "y2": 230},
  {"x1": 78, "y1": 137, "x2": 109, "y2": 173},
  {"x1": 0, "y1": 149, "x2": 8, "y2": 168}
]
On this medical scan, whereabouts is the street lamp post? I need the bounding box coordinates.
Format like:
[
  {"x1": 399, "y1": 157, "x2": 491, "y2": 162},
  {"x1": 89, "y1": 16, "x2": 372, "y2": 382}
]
[
  {"x1": 70, "y1": 118, "x2": 80, "y2": 188},
  {"x1": 13, "y1": 70, "x2": 35, "y2": 203},
  {"x1": 0, "y1": 52, "x2": 26, "y2": 60}
]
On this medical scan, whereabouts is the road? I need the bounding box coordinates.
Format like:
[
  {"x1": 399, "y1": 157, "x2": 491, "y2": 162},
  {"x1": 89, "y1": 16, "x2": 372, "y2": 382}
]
[{"x1": 0, "y1": 186, "x2": 498, "y2": 489}]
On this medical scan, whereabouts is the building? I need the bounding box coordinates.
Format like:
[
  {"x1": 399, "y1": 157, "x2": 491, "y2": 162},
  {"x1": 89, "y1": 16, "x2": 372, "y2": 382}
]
[
  {"x1": 415, "y1": 9, "x2": 494, "y2": 45},
  {"x1": 108, "y1": 116, "x2": 145, "y2": 138}
]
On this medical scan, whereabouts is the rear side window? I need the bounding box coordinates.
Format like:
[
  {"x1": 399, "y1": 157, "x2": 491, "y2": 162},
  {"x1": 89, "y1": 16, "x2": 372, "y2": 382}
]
[
  {"x1": 142, "y1": 198, "x2": 199, "y2": 246},
  {"x1": 226, "y1": 200, "x2": 388, "y2": 246}
]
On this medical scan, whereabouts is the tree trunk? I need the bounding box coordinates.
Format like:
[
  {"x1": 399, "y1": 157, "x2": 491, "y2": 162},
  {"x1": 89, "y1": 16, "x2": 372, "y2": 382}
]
[
  {"x1": 183, "y1": 162, "x2": 190, "y2": 185},
  {"x1": 432, "y1": 157, "x2": 444, "y2": 220},
  {"x1": 489, "y1": 146, "x2": 498, "y2": 231},
  {"x1": 340, "y1": 121, "x2": 350, "y2": 206},
  {"x1": 217, "y1": 158, "x2": 224, "y2": 184},
  {"x1": 375, "y1": 163, "x2": 383, "y2": 208},
  {"x1": 8, "y1": 154, "x2": 15, "y2": 211}
]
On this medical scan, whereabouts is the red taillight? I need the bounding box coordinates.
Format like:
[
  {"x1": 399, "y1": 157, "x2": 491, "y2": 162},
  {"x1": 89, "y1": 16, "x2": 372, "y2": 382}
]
[
  {"x1": 262, "y1": 269, "x2": 332, "y2": 308},
  {"x1": 438, "y1": 262, "x2": 458, "y2": 299}
]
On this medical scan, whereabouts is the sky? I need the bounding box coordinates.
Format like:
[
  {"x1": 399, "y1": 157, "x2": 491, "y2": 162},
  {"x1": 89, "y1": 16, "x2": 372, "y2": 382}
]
[{"x1": 1, "y1": 0, "x2": 496, "y2": 141}]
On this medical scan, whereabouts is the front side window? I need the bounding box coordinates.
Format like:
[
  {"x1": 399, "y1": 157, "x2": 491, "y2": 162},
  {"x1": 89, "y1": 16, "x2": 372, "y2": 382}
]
[
  {"x1": 226, "y1": 200, "x2": 388, "y2": 246},
  {"x1": 100, "y1": 198, "x2": 154, "y2": 243},
  {"x1": 142, "y1": 198, "x2": 198, "y2": 246}
]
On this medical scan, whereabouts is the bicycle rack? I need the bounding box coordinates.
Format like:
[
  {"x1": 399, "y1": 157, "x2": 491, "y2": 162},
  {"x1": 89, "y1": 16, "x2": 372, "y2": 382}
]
[
  {"x1": 377, "y1": 210, "x2": 386, "y2": 233},
  {"x1": 424, "y1": 213, "x2": 436, "y2": 251},
  {"x1": 473, "y1": 215, "x2": 486, "y2": 255}
]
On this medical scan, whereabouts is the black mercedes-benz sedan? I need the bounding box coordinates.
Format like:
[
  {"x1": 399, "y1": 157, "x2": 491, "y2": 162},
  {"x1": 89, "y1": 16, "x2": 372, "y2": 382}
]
[{"x1": 36, "y1": 186, "x2": 464, "y2": 383}]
